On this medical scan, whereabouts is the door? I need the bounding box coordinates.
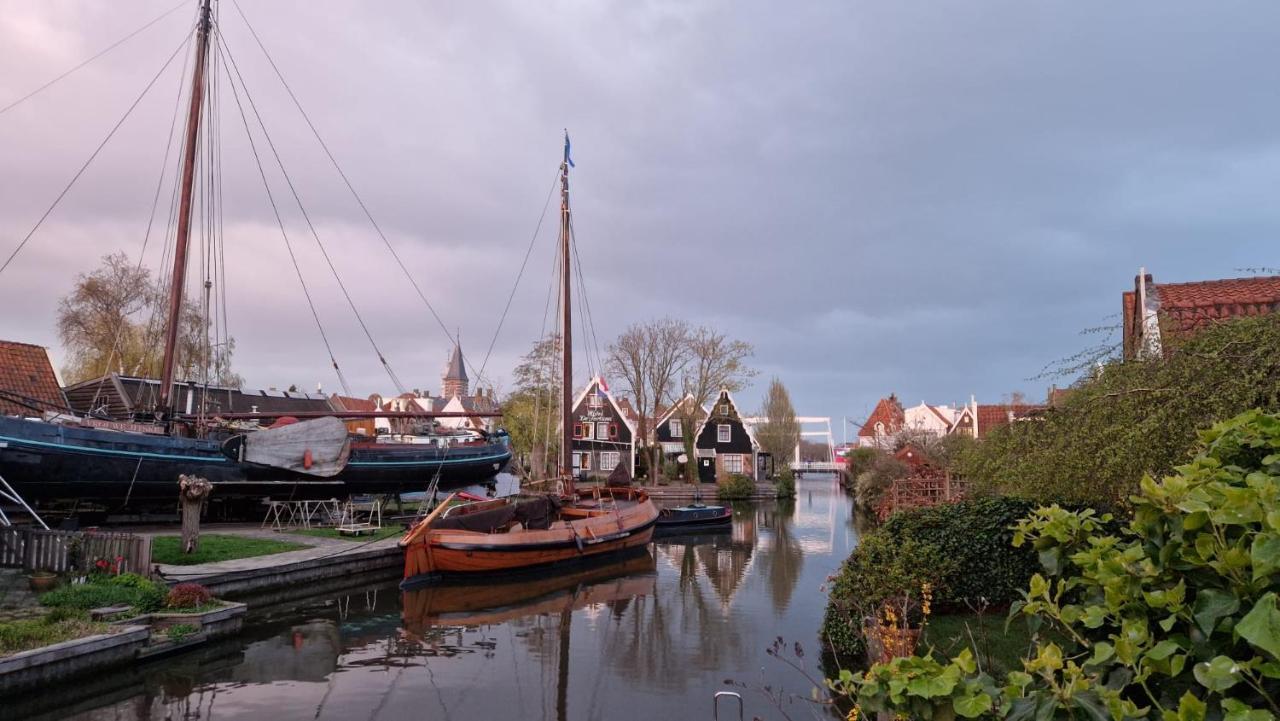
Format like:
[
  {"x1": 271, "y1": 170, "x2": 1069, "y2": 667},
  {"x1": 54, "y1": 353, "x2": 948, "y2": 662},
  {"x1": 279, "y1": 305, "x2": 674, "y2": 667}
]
[{"x1": 698, "y1": 456, "x2": 716, "y2": 484}]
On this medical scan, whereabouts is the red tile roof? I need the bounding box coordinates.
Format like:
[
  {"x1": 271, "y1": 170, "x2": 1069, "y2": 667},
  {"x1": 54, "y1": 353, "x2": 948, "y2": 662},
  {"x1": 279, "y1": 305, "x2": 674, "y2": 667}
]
[
  {"x1": 1124, "y1": 274, "x2": 1280, "y2": 358},
  {"x1": 858, "y1": 395, "x2": 905, "y2": 437},
  {"x1": 975, "y1": 404, "x2": 1041, "y2": 436},
  {"x1": 330, "y1": 394, "x2": 378, "y2": 412},
  {"x1": 0, "y1": 340, "x2": 65, "y2": 416}
]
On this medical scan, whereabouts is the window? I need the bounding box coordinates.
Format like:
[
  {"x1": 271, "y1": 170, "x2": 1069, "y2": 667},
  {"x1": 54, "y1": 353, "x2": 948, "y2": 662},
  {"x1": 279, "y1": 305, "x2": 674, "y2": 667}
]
[
  {"x1": 723, "y1": 454, "x2": 743, "y2": 474},
  {"x1": 609, "y1": 423, "x2": 619, "y2": 439},
  {"x1": 573, "y1": 423, "x2": 584, "y2": 439},
  {"x1": 874, "y1": 422, "x2": 884, "y2": 436},
  {"x1": 719, "y1": 403, "x2": 730, "y2": 415},
  {"x1": 597, "y1": 422, "x2": 610, "y2": 440},
  {"x1": 579, "y1": 452, "x2": 592, "y2": 470},
  {"x1": 600, "y1": 451, "x2": 620, "y2": 471},
  {"x1": 669, "y1": 419, "x2": 682, "y2": 437},
  {"x1": 717, "y1": 424, "x2": 731, "y2": 443},
  {"x1": 581, "y1": 423, "x2": 594, "y2": 440},
  {"x1": 588, "y1": 393, "x2": 603, "y2": 409}
]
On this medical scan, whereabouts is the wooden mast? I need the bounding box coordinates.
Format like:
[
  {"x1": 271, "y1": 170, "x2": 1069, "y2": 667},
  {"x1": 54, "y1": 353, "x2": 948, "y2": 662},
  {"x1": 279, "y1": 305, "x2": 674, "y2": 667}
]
[
  {"x1": 157, "y1": 0, "x2": 213, "y2": 415},
  {"x1": 560, "y1": 138, "x2": 573, "y2": 491}
]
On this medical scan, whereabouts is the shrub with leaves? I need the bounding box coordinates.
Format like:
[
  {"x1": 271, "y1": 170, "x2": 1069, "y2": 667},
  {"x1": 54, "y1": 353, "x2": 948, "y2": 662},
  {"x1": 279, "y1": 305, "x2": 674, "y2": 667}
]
[
  {"x1": 717, "y1": 473, "x2": 756, "y2": 499},
  {"x1": 830, "y1": 409, "x2": 1280, "y2": 720},
  {"x1": 165, "y1": 583, "x2": 212, "y2": 610}
]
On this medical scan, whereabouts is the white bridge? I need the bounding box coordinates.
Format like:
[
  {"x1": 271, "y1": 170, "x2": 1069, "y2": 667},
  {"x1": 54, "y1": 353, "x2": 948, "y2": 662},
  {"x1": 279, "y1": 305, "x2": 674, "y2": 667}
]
[{"x1": 740, "y1": 416, "x2": 842, "y2": 473}]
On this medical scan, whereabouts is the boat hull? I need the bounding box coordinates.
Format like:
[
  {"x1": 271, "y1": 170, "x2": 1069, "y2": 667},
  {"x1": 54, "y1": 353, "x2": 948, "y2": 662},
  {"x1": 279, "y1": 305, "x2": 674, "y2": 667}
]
[
  {"x1": 401, "y1": 491, "x2": 660, "y2": 584},
  {"x1": 0, "y1": 416, "x2": 510, "y2": 505},
  {"x1": 655, "y1": 504, "x2": 733, "y2": 528}
]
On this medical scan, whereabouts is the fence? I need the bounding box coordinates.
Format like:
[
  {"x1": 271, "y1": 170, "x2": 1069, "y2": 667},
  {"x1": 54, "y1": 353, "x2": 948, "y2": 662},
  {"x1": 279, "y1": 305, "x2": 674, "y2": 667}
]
[
  {"x1": 878, "y1": 473, "x2": 971, "y2": 520},
  {"x1": 0, "y1": 527, "x2": 152, "y2": 575}
]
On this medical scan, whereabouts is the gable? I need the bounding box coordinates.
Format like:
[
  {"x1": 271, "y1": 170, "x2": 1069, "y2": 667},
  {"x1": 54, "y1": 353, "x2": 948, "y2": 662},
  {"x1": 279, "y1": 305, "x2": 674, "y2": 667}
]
[
  {"x1": 0, "y1": 340, "x2": 66, "y2": 416},
  {"x1": 694, "y1": 390, "x2": 755, "y2": 453},
  {"x1": 569, "y1": 377, "x2": 636, "y2": 442}
]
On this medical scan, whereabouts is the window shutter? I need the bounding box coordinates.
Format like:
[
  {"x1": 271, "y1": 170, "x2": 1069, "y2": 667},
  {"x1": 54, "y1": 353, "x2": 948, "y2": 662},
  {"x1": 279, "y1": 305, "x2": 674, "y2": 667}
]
[{"x1": 610, "y1": 423, "x2": 618, "y2": 439}]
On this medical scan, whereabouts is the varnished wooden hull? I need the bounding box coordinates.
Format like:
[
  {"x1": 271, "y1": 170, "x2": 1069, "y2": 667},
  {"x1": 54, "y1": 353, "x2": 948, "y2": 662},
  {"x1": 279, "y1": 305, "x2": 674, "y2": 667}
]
[{"x1": 401, "y1": 489, "x2": 659, "y2": 584}]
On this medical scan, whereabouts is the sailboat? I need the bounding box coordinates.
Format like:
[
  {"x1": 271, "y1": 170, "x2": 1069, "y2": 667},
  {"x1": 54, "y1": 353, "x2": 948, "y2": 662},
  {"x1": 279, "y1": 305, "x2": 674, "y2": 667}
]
[
  {"x1": 0, "y1": 0, "x2": 511, "y2": 508},
  {"x1": 399, "y1": 140, "x2": 659, "y2": 584}
]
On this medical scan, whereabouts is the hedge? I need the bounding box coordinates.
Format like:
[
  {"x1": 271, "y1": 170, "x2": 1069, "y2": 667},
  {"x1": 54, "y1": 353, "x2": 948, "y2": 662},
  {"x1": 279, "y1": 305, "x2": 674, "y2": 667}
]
[{"x1": 822, "y1": 497, "x2": 1040, "y2": 662}]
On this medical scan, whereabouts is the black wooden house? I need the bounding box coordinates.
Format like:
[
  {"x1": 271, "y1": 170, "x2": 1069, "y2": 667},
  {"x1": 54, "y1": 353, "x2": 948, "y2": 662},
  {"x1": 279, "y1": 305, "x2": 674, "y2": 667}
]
[
  {"x1": 569, "y1": 376, "x2": 635, "y2": 480},
  {"x1": 693, "y1": 389, "x2": 761, "y2": 482}
]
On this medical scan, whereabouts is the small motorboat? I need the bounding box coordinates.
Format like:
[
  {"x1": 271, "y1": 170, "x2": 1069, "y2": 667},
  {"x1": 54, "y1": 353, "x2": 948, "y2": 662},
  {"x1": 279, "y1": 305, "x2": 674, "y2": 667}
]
[{"x1": 656, "y1": 503, "x2": 732, "y2": 529}]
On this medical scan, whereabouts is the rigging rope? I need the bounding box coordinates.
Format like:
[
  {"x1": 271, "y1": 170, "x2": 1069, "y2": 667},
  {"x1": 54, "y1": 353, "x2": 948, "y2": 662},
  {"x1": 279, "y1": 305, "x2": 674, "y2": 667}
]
[
  {"x1": 228, "y1": 0, "x2": 457, "y2": 348},
  {"x1": 476, "y1": 166, "x2": 561, "y2": 387},
  {"x1": 0, "y1": 32, "x2": 193, "y2": 278},
  {"x1": 0, "y1": 0, "x2": 189, "y2": 117},
  {"x1": 569, "y1": 217, "x2": 604, "y2": 379},
  {"x1": 216, "y1": 40, "x2": 353, "y2": 397},
  {"x1": 218, "y1": 32, "x2": 406, "y2": 394}
]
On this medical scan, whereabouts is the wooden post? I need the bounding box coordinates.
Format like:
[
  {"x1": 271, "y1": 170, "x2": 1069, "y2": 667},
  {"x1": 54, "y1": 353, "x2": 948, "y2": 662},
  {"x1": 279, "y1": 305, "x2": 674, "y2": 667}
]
[{"x1": 178, "y1": 474, "x2": 213, "y2": 554}]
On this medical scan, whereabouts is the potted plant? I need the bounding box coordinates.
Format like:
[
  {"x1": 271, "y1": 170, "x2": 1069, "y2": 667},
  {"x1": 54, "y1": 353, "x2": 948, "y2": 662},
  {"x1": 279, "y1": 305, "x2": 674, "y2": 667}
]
[{"x1": 28, "y1": 568, "x2": 58, "y2": 592}]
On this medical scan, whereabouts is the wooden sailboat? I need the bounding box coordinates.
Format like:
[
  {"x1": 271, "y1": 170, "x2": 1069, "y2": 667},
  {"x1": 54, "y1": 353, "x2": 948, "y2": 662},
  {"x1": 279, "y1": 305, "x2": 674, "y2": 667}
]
[
  {"x1": 400, "y1": 141, "x2": 659, "y2": 584},
  {"x1": 0, "y1": 0, "x2": 512, "y2": 507}
]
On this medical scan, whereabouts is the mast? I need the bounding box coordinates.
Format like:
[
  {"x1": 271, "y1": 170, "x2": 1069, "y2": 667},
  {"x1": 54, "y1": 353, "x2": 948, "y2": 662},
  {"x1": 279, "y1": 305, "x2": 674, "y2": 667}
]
[
  {"x1": 158, "y1": 0, "x2": 213, "y2": 415},
  {"x1": 560, "y1": 139, "x2": 574, "y2": 490}
]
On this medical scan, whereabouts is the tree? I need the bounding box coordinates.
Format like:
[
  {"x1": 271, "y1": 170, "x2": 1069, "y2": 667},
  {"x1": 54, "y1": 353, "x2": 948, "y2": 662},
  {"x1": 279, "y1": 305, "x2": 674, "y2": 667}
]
[
  {"x1": 676, "y1": 327, "x2": 756, "y2": 482},
  {"x1": 57, "y1": 252, "x2": 242, "y2": 387},
  {"x1": 606, "y1": 318, "x2": 691, "y2": 481},
  {"x1": 756, "y1": 378, "x2": 800, "y2": 466},
  {"x1": 502, "y1": 336, "x2": 561, "y2": 478}
]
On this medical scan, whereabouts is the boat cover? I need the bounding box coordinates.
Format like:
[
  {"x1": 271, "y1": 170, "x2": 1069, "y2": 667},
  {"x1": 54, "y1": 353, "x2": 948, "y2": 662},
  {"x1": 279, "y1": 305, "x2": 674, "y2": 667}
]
[{"x1": 432, "y1": 494, "x2": 560, "y2": 533}]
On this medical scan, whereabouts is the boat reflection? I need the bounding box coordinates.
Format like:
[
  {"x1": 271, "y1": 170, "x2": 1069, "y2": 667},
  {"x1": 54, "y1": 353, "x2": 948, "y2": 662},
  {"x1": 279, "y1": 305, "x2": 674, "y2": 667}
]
[{"x1": 401, "y1": 550, "x2": 658, "y2": 634}]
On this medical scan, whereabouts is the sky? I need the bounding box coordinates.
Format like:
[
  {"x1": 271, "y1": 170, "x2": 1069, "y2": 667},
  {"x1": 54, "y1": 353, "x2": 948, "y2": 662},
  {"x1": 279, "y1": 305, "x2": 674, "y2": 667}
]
[{"x1": 1, "y1": 1, "x2": 1277, "y2": 438}]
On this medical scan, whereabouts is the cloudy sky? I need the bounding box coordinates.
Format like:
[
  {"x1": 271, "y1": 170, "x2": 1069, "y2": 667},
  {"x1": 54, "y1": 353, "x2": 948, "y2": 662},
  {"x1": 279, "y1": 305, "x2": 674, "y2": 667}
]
[{"x1": 1, "y1": 1, "x2": 1276, "y2": 433}]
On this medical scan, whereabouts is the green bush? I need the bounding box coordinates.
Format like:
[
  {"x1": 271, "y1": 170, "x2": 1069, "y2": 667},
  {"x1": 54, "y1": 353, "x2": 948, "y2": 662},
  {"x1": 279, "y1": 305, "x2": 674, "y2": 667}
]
[
  {"x1": 963, "y1": 314, "x2": 1280, "y2": 507},
  {"x1": 833, "y1": 408, "x2": 1280, "y2": 720},
  {"x1": 822, "y1": 497, "x2": 1041, "y2": 662},
  {"x1": 40, "y1": 574, "x2": 166, "y2": 613},
  {"x1": 716, "y1": 473, "x2": 756, "y2": 499},
  {"x1": 775, "y1": 470, "x2": 796, "y2": 498},
  {"x1": 0, "y1": 612, "x2": 104, "y2": 656}
]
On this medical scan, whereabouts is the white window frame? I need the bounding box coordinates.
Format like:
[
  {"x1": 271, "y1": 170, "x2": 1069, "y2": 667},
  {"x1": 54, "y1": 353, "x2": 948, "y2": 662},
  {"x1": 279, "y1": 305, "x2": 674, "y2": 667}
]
[
  {"x1": 719, "y1": 403, "x2": 730, "y2": 415},
  {"x1": 723, "y1": 454, "x2": 743, "y2": 474},
  {"x1": 717, "y1": 424, "x2": 731, "y2": 443},
  {"x1": 597, "y1": 422, "x2": 610, "y2": 440},
  {"x1": 588, "y1": 393, "x2": 603, "y2": 409},
  {"x1": 581, "y1": 422, "x2": 594, "y2": 440},
  {"x1": 600, "y1": 451, "x2": 620, "y2": 471},
  {"x1": 669, "y1": 419, "x2": 682, "y2": 438}
]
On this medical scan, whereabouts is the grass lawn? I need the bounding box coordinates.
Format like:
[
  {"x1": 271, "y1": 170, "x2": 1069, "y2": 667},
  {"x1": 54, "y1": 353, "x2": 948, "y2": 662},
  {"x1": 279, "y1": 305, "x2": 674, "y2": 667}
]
[
  {"x1": 0, "y1": 612, "x2": 109, "y2": 657},
  {"x1": 289, "y1": 526, "x2": 402, "y2": 542},
  {"x1": 921, "y1": 612, "x2": 1039, "y2": 678},
  {"x1": 152, "y1": 534, "x2": 309, "y2": 565}
]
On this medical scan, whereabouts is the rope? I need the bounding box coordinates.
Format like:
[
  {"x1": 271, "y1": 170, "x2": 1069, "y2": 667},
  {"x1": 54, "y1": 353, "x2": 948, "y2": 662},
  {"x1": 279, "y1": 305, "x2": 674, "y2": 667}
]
[
  {"x1": 475, "y1": 166, "x2": 561, "y2": 385},
  {"x1": 228, "y1": 0, "x2": 456, "y2": 348},
  {"x1": 216, "y1": 39, "x2": 352, "y2": 397},
  {"x1": 218, "y1": 32, "x2": 406, "y2": 394},
  {"x1": 0, "y1": 31, "x2": 193, "y2": 277},
  {"x1": 569, "y1": 218, "x2": 604, "y2": 378},
  {"x1": 0, "y1": 0, "x2": 189, "y2": 116}
]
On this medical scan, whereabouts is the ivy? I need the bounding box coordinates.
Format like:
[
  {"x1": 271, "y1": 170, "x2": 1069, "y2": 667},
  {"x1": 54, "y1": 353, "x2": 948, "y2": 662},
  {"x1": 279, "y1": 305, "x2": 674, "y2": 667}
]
[
  {"x1": 961, "y1": 315, "x2": 1280, "y2": 508},
  {"x1": 831, "y1": 409, "x2": 1280, "y2": 720}
]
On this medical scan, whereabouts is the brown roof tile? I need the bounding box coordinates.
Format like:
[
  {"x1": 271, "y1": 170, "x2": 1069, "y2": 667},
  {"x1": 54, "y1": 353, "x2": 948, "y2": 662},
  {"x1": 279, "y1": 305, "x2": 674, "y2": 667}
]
[
  {"x1": 858, "y1": 394, "x2": 905, "y2": 437},
  {"x1": 0, "y1": 340, "x2": 65, "y2": 415}
]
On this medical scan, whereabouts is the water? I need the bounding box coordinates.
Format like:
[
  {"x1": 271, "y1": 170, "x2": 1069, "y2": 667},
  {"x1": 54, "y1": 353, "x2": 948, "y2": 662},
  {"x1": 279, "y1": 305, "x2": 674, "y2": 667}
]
[{"x1": 32, "y1": 475, "x2": 857, "y2": 721}]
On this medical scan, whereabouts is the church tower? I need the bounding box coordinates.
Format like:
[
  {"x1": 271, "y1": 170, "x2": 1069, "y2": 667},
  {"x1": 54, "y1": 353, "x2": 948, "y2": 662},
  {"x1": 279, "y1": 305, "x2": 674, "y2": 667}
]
[{"x1": 442, "y1": 341, "x2": 468, "y2": 399}]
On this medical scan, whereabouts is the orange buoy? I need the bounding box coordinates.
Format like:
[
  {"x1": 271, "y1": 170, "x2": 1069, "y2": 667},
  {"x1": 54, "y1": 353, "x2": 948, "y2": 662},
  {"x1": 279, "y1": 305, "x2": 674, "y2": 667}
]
[{"x1": 303, "y1": 448, "x2": 313, "y2": 469}]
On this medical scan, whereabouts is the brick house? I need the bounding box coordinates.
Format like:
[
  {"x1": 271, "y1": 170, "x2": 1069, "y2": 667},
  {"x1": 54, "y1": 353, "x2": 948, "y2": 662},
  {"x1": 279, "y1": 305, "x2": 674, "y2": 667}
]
[
  {"x1": 856, "y1": 394, "x2": 905, "y2": 449},
  {"x1": 1123, "y1": 271, "x2": 1280, "y2": 360},
  {"x1": 948, "y1": 396, "x2": 1043, "y2": 439}
]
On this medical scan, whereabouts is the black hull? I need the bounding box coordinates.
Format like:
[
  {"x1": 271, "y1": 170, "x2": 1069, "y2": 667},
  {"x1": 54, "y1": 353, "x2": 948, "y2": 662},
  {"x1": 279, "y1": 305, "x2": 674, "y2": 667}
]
[
  {"x1": 655, "y1": 505, "x2": 733, "y2": 528},
  {"x1": 0, "y1": 416, "x2": 510, "y2": 506}
]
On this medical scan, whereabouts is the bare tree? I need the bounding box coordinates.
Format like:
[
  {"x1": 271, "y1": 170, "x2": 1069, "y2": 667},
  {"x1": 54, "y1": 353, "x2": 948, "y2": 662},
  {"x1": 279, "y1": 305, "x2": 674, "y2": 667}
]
[
  {"x1": 606, "y1": 318, "x2": 691, "y2": 480},
  {"x1": 677, "y1": 327, "x2": 755, "y2": 482}
]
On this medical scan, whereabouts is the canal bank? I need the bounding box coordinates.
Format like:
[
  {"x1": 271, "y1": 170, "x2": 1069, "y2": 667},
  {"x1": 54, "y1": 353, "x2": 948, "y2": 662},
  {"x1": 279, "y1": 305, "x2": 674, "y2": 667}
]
[{"x1": 3, "y1": 474, "x2": 857, "y2": 721}]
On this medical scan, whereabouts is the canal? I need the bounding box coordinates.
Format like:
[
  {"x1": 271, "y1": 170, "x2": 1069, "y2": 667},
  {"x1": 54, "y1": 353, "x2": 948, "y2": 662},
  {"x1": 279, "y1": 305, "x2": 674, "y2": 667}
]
[{"x1": 36, "y1": 474, "x2": 856, "y2": 721}]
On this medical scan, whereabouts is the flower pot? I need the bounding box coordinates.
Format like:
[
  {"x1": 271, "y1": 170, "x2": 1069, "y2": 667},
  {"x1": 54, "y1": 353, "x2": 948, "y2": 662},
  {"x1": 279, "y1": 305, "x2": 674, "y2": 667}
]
[{"x1": 28, "y1": 572, "x2": 58, "y2": 592}]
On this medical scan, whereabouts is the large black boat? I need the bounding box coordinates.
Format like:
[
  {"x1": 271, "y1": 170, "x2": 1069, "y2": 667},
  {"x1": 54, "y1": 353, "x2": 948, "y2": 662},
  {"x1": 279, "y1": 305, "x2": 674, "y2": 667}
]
[{"x1": 0, "y1": 0, "x2": 512, "y2": 511}]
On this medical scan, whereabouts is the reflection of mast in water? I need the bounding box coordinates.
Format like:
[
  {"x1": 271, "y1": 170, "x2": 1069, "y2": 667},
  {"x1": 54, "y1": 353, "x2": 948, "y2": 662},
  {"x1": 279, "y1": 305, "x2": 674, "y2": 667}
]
[{"x1": 557, "y1": 607, "x2": 571, "y2": 721}]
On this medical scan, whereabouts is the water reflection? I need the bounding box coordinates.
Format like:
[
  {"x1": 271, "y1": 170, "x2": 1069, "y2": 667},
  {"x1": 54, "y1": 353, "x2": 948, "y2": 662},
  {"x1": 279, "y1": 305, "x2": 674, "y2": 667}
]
[{"x1": 18, "y1": 474, "x2": 857, "y2": 721}]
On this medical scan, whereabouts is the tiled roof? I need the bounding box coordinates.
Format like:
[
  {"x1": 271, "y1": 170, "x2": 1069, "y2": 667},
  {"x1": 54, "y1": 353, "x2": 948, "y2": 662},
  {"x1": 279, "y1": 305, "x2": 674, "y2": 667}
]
[
  {"x1": 976, "y1": 404, "x2": 1041, "y2": 435},
  {"x1": 330, "y1": 394, "x2": 377, "y2": 412},
  {"x1": 0, "y1": 340, "x2": 65, "y2": 415},
  {"x1": 445, "y1": 342, "x2": 468, "y2": 382},
  {"x1": 1154, "y1": 276, "x2": 1280, "y2": 333},
  {"x1": 858, "y1": 395, "x2": 904, "y2": 437}
]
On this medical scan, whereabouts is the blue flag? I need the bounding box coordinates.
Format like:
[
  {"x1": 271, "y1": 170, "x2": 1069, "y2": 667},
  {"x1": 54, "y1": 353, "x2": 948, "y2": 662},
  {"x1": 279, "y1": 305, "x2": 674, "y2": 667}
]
[{"x1": 564, "y1": 131, "x2": 575, "y2": 168}]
